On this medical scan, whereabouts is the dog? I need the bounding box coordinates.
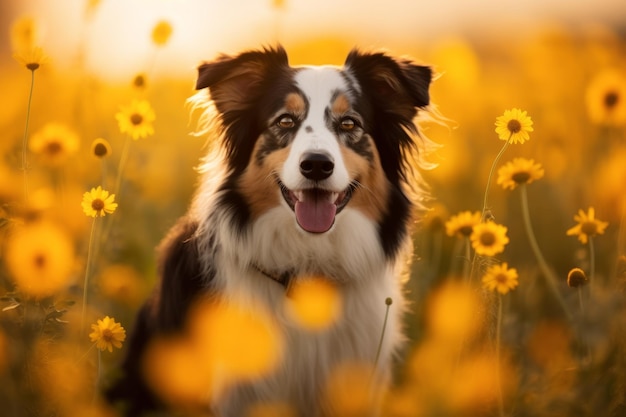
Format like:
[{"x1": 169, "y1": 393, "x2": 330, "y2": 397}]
[{"x1": 105, "y1": 45, "x2": 433, "y2": 417}]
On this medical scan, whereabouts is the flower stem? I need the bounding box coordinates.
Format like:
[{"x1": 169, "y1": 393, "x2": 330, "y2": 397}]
[
  {"x1": 470, "y1": 135, "x2": 511, "y2": 282},
  {"x1": 519, "y1": 184, "x2": 572, "y2": 320},
  {"x1": 495, "y1": 294, "x2": 505, "y2": 417},
  {"x1": 81, "y1": 217, "x2": 98, "y2": 333},
  {"x1": 374, "y1": 297, "x2": 393, "y2": 369},
  {"x1": 21, "y1": 69, "x2": 36, "y2": 201},
  {"x1": 588, "y1": 236, "x2": 596, "y2": 288},
  {"x1": 481, "y1": 138, "x2": 510, "y2": 219},
  {"x1": 113, "y1": 135, "x2": 132, "y2": 197}
]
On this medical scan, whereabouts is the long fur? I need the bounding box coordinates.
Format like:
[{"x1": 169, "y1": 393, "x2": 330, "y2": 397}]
[{"x1": 105, "y1": 45, "x2": 433, "y2": 417}]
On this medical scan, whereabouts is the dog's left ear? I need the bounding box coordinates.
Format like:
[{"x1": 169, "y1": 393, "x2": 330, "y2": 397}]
[{"x1": 345, "y1": 49, "x2": 432, "y2": 117}]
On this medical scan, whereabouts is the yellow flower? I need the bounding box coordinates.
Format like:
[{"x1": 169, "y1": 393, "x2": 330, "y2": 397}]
[
  {"x1": 470, "y1": 221, "x2": 509, "y2": 256},
  {"x1": 496, "y1": 158, "x2": 545, "y2": 190},
  {"x1": 29, "y1": 123, "x2": 79, "y2": 166},
  {"x1": 151, "y1": 20, "x2": 173, "y2": 46},
  {"x1": 81, "y1": 186, "x2": 118, "y2": 217},
  {"x1": 5, "y1": 221, "x2": 75, "y2": 298},
  {"x1": 566, "y1": 207, "x2": 608, "y2": 244},
  {"x1": 115, "y1": 99, "x2": 156, "y2": 140},
  {"x1": 91, "y1": 138, "x2": 112, "y2": 159},
  {"x1": 585, "y1": 69, "x2": 626, "y2": 126},
  {"x1": 494, "y1": 108, "x2": 534, "y2": 144},
  {"x1": 481, "y1": 263, "x2": 519, "y2": 294},
  {"x1": 13, "y1": 46, "x2": 48, "y2": 71},
  {"x1": 89, "y1": 316, "x2": 126, "y2": 352},
  {"x1": 445, "y1": 211, "x2": 481, "y2": 238}
]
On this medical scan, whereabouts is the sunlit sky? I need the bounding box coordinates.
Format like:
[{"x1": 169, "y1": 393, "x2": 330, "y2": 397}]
[{"x1": 4, "y1": 0, "x2": 626, "y2": 80}]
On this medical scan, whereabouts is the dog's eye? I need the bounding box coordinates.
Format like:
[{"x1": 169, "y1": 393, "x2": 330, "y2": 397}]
[
  {"x1": 276, "y1": 115, "x2": 296, "y2": 129},
  {"x1": 339, "y1": 117, "x2": 356, "y2": 131}
]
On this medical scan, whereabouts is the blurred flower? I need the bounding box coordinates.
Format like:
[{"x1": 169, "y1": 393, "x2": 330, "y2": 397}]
[
  {"x1": 29, "y1": 123, "x2": 79, "y2": 166},
  {"x1": 286, "y1": 276, "x2": 342, "y2": 330},
  {"x1": 89, "y1": 316, "x2": 126, "y2": 352},
  {"x1": 470, "y1": 221, "x2": 509, "y2": 256},
  {"x1": 10, "y1": 16, "x2": 38, "y2": 52},
  {"x1": 151, "y1": 20, "x2": 173, "y2": 46},
  {"x1": 482, "y1": 263, "x2": 519, "y2": 294},
  {"x1": 5, "y1": 221, "x2": 75, "y2": 298},
  {"x1": 81, "y1": 186, "x2": 117, "y2": 217},
  {"x1": 115, "y1": 99, "x2": 155, "y2": 140},
  {"x1": 497, "y1": 158, "x2": 544, "y2": 190},
  {"x1": 426, "y1": 282, "x2": 483, "y2": 342},
  {"x1": 495, "y1": 108, "x2": 533, "y2": 144},
  {"x1": 13, "y1": 46, "x2": 49, "y2": 71},
  {"x1": 98, "y1": 263, "x2": 146, "y2": 306},
  {"x1": 189, "y1": 300, "x2": 282, "y2": 379},
  {"x1": 323, "y1": 362, "x2": 377, "y2": 417},
  {"x1": 566, "y1": 207, "x2": 608, "y2": 244},
  {"x1": 585, "y1": 69, "x2": 626, "y2": 126},
  {"x1": 272, "y1": 0, "x2": 287, "y2": 9},
  {"x1": 445, "y1": 210, "x2": 481, "y2": 238},
  {"x1": 566, "y1": 267, "x2": 588, "y2": 288},
  {"x1": 91, "y1": 138, "x2": 112, "y2": 159}
]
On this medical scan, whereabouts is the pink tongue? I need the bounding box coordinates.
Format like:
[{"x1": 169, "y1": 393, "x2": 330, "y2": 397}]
[{"x1": 295, "y1": 191, "x2": 337, "y2": 233}]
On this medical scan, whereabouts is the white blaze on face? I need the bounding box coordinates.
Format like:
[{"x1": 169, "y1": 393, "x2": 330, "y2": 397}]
[{"x1": 280, "y1": 67, "x2": 354, "y2": 233}]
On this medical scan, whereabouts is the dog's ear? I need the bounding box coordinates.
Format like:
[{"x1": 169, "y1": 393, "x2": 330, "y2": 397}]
[
  {"x1": 345, "y1": 49, "x2": 432, "y2": 119},
  {"x1": 196, "y1": 46, "x2": 289, "y2": 115},
  {"x1": 344, "y1": 50, "x2": 432, "y2": 186}
]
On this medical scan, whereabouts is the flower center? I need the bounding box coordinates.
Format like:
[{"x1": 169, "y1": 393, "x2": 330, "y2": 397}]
[
  {"x1": 512, "y1": 171, "x2": 531, "y2": 184},
  {"x1": 33, "y1": 253, "x2": 46, "y2": 269},
  {"x1": 91, "y1": 198, "x2": 105, "y2": 211},
  {"x1": 580, "y1": 221, "x2": 598, "y2": 236},
  {"x1": 495, "y1": 273, "x2": 508, "y2": 285},
  {"x1": 102, "y1": 329, "x2": 114, "y2": 343},
  {"x1": 93, "y1": 143, "x2": 108, "y2": 157},
  {"x1": 46, "y1": 141, "x2": 63, "y2": 156},
  {"x1": 507, "y1": 119, "x2": 522, "y2": 134},
  {"x1": 604, "y1": 90, "x2": 619, "y2": 109},
  {"x1": 480, "y1": 231, "x2": 496, "y2": 246},
  {"x1": 459, "y1": 225, "x2": 474, "y2": 237},
  {"x1": 130, "y1": 113, "x2": 143, "y2": 126},
  {"x1": 26, "y1": 62, "x2": 40, "y2": 71}
]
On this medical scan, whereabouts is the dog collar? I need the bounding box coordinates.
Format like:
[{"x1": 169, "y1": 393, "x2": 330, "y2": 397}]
[{"x1": 253, "y1": 264, "x2": 293, "y2": 290}]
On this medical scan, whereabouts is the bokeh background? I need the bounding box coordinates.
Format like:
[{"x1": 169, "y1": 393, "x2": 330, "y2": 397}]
[{"x1": 1, "y1": 0, "x2": 626, "y2": 416}]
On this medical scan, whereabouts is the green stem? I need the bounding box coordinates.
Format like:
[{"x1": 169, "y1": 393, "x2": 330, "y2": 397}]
[
  {"x1": 21, "y1": 69, "x2": 36, "y2": 201},
  {"x1": 81, "y1": 217, "x2": 98, "y2": 333},
  {"x1": 495, "y1": 294, "x2": 505, "y2": 417},
  {"x1": 519, "y1": 184, "x2": 572, "y2": 320}
]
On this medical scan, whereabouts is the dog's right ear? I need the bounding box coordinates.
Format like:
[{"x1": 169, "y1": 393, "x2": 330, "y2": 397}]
[{"x1": 195, "y1": 46, "x2": 289, "y2": 115}]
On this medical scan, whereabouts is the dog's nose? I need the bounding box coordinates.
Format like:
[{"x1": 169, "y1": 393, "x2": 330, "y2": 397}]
[{"x1": 299, "y1": 152, "x2": 334, "y2": 181}]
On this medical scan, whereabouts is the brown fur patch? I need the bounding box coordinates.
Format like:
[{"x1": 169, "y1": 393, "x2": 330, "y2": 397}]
[
  {"x1": 341, "y1": 137, "x2": 388, "y2": 222},
  {"x1": 285, "y1": 92, "x2": 307, "y2": 116},
  {"x1": 331, "y1": 93, "x2": 351, "y2": 115},
  {"x1": 239, "y1": 141, "x2": 291, "y2": 219}
]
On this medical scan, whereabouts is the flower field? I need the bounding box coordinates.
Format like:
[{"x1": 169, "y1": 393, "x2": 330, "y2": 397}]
[{"x1": 1, "y1": 1, "x2": 625, "y2": 416}]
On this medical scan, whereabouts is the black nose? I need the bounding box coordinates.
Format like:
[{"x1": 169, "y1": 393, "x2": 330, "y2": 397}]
[{"x1": 299, "y1": 152, "x2": 334, "y2": 181}]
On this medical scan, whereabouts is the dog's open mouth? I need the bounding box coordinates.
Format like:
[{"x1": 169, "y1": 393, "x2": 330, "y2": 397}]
[{"x1": 280, "y1": 182, "x2": 355, "y2": 233}]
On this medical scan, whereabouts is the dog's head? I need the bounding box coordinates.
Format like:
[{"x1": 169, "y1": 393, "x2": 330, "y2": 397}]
[{"x1": 195, "y1": 46, "x2": 431, "y2": 256}]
